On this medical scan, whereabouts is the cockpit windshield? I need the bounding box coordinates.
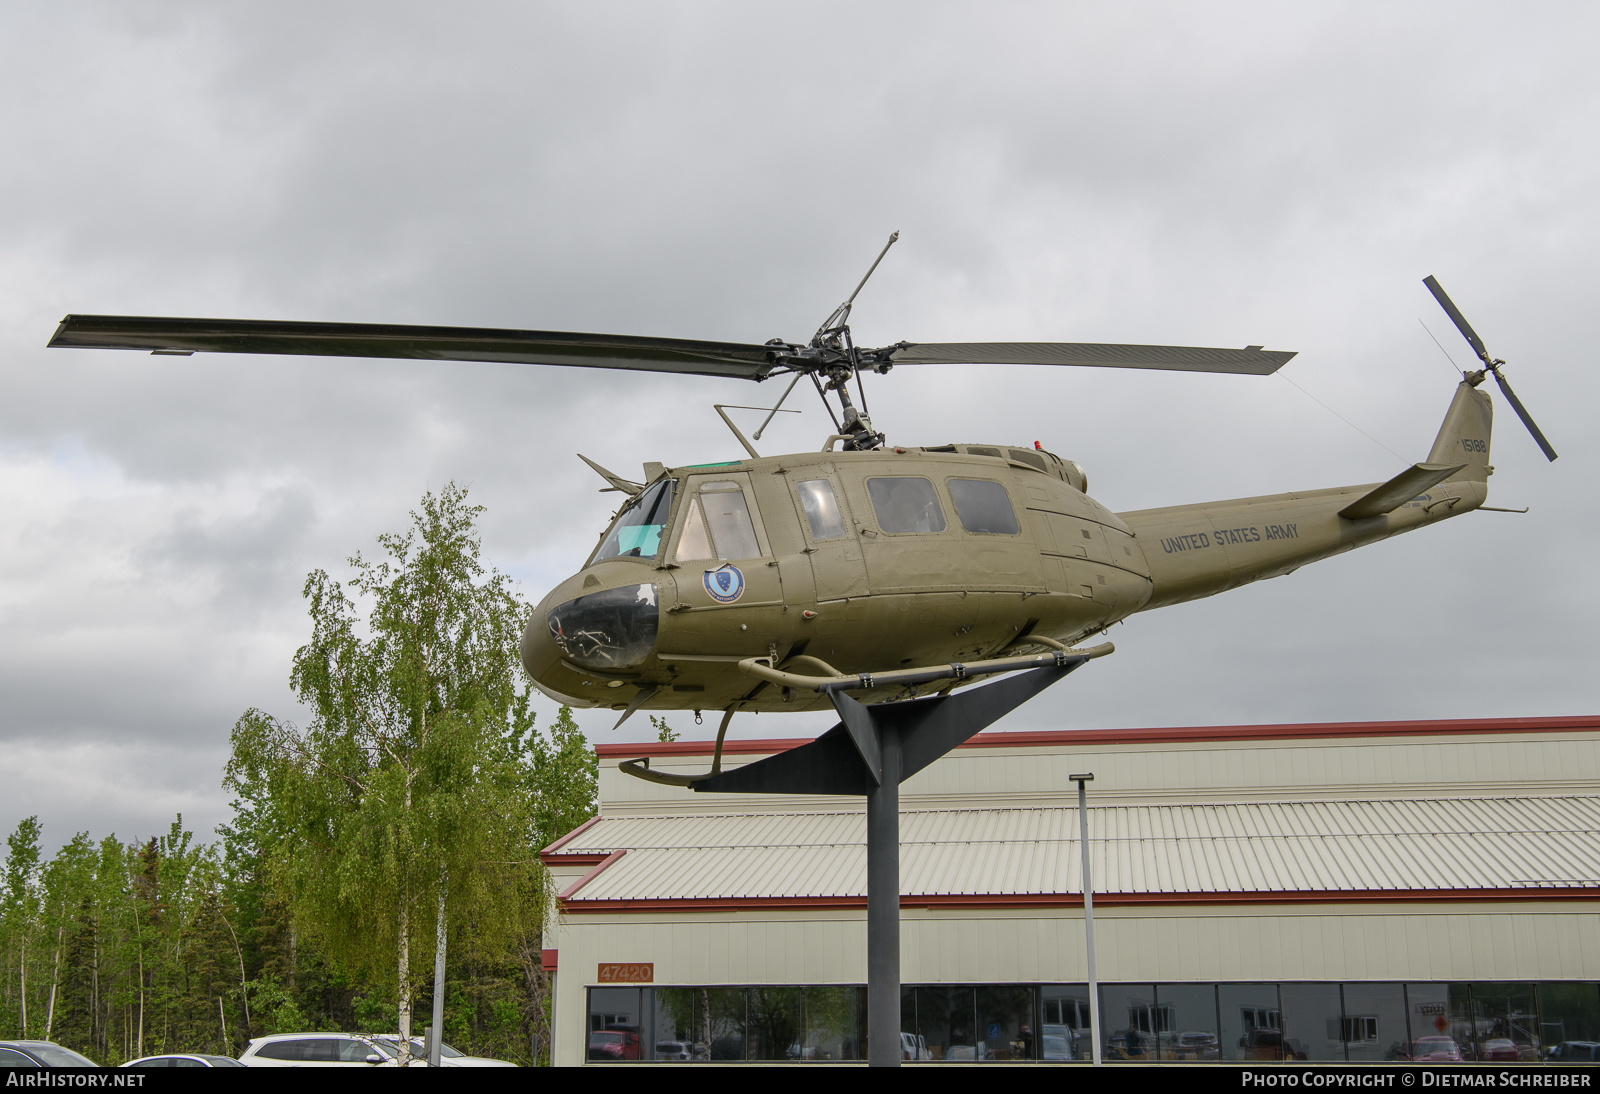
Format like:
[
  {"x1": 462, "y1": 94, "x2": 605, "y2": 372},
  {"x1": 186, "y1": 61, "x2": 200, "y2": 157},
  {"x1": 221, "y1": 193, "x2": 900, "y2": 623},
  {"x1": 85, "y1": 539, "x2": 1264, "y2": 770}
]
[{"x1": 593, "y1": 479, "x2": 676, "y2": 562}]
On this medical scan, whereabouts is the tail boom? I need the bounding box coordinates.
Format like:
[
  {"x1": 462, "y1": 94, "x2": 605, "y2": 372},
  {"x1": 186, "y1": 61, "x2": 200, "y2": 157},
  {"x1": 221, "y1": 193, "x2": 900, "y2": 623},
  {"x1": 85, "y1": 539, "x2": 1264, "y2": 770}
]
[{"x1": 1119, "y1": 381, "x2": 1492, "y2": 612}]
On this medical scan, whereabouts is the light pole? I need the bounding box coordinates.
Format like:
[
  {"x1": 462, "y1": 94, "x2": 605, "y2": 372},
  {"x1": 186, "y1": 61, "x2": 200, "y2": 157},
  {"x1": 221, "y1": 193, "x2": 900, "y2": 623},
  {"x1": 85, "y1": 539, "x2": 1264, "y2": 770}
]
[{"x1": 1070, "y1": 772, "x2": 1101, "y2": 1066}]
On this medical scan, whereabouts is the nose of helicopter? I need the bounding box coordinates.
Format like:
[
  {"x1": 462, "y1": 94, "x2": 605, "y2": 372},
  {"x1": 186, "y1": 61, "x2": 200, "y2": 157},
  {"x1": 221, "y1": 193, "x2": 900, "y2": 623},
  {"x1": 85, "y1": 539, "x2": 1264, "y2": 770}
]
[{"x1": 521, "y1": 581, "x2": 660, "y2": 684}]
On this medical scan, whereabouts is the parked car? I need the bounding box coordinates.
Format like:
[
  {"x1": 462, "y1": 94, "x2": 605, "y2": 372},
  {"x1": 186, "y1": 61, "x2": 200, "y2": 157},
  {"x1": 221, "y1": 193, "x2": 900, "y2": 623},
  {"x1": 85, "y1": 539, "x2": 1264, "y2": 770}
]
[
  {"x1": 656, "y1": 1040, "x2": 695, "y2": 1061},
  {"x1": 1395, "y1": 1036, "x2": 1464, "y2": 1062},
  {"x1": 587, "y1": 1029, "x2": 641, "y2": 1061},
  {"x1": 1480, "y1": 1038, "x2": 1523, "y2": 1062},
  {"x1": 1548, "y1": 1041, "x2": 1600, "y2": 1062},
  {"x1": 0, "y1": 1041, "x2": 99, "y2": 1067},
  {"x1": 122, "y1": 1054, "x2": 245, "y2": 1068},
  {"x1": 375, "y1": 1036, "x2": 516, "y2": 1067},
  {"x1": 239, "y1": 1032, "x2": 401, "y2": 1066},
  {"x1": 1041, "y1": 1023, "x2": 1078, "y2": 1061},
  {"x1": 1159, "y1": 1030, "x2": 1220, "y2": 1060},
  {"x1": 898, "y1": 1032, "x2": 930, "y2": 1060}
]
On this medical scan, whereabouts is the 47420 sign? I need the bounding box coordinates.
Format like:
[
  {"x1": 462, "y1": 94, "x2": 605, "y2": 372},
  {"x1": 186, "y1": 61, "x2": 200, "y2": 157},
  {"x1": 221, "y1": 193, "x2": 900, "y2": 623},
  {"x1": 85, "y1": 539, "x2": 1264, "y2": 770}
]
[{"x1": 597, "y1": 962, "x2": 654, "y2": 983}]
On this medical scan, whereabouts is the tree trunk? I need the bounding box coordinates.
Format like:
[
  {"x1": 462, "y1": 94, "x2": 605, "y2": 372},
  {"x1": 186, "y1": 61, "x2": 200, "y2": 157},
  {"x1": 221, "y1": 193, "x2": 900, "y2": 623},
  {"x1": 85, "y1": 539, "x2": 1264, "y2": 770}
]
[
  {"x1": 44, "y1": 924, "x2": 62, "y2": 1037},
  {"x1": 396, "y1": 774, "x2": 414, "y2": 1064},
  {"x1": 219, "y1": 911, "x2": 250, "y2": 1039},
  {"x1": 429, "y1": 866, "x2": 448, "y2": 1067}
]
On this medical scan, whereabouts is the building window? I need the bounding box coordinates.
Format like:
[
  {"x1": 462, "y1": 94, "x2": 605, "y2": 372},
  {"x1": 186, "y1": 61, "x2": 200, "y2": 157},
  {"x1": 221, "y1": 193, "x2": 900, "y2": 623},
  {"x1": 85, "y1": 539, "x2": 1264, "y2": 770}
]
[{"x1": 585, "y1": 981, "x2": 1600, "y2": 1063}]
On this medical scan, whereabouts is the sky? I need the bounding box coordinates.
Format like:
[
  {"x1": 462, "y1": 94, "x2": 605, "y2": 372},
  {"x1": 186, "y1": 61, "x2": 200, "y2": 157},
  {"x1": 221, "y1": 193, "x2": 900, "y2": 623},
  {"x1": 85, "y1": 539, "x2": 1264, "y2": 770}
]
[{"x1": 2, "y1": 2, "x2": 1596, "y2": 852}]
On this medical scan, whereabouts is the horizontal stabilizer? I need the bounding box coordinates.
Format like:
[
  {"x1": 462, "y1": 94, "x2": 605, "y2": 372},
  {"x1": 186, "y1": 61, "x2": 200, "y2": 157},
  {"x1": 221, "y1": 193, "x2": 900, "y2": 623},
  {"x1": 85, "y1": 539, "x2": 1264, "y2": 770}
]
[{"x1": 1339, "y1": 462, "x2": 1466, "y2": 520}]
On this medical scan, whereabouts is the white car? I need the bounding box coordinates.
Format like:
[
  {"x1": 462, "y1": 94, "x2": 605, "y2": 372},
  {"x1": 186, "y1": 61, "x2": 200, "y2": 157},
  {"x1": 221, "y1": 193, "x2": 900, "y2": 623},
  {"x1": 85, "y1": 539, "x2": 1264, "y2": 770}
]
[
  {"x1": 239, "y1": 1033, "x2": 403, "y2": 1067},
  {"x1": 376, "y1": 1035, "x2": 517, "y2": 1067}
]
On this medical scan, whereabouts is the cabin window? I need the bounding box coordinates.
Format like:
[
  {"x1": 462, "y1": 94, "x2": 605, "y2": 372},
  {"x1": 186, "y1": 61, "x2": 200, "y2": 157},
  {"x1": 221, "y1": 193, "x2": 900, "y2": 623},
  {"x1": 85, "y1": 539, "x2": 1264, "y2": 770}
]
[
  {"x1": 797, "y1": 479, "x2": 847, "y2": 539},
  {"x1": 593, "y1": 478, "x2": 676, "y2": 562},
  {"x1": 948, "y1": 478, "x2": 1020, "y2": 535},
  {"x1": 866, "y1": 477, "x2": 946, "y2": 534},
  {"x1": 675, "y1": 481, "x2": 761, "y2": 562}
]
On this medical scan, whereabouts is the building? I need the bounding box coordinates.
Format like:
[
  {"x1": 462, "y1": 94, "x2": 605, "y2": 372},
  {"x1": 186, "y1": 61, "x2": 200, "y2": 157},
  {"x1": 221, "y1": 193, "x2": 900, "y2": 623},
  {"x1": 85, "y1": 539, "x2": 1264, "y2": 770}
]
[{"x1": 541, "y1": 715, "x2": 1600, "y2": 1064}]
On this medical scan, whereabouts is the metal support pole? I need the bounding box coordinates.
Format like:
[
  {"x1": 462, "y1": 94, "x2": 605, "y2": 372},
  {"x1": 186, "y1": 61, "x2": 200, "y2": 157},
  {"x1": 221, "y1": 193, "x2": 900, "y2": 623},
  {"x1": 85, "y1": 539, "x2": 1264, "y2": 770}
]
[
  {"x1": 866, "y1": 726, "x2": 902, "y2": 1066},
  {"x1": 687, "y1": 666, "x2": 1095, "y2": 1068},
  {"x1": 1072, "y1": 774, "x2": 1101, "y2": 1066}
]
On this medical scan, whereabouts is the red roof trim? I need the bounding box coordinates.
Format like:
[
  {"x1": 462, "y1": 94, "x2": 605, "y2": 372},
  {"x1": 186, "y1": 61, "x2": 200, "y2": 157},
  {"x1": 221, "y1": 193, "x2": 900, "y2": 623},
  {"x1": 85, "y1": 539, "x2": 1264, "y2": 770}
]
[
  {"x1": 558, "y1": 887, "x2": 1600, "y2": 914},
  {"x1": 594, "y1": 715, "x2": 1600, "y2": 759},
  {"x1": 541, "y1": 815, "x2": 601, "y2": 854},
  {"x1": 557, "y1": 849, "x2": 627, "y2": 902}
]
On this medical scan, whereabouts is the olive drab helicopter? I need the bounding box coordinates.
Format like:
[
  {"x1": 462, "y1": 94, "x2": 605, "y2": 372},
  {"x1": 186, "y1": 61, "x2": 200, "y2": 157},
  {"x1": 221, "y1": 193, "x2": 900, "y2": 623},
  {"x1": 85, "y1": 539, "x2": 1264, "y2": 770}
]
[{"x1": 48, "y1": 236, "x2": 1555, "y2": 770}]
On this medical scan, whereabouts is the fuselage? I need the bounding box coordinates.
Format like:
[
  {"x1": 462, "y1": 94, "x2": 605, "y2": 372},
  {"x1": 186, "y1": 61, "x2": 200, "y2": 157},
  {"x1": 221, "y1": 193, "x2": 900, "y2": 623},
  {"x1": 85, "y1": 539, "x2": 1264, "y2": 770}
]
[{"x1": 521, "y1": 381, "x2": 1494, "y2": 717}]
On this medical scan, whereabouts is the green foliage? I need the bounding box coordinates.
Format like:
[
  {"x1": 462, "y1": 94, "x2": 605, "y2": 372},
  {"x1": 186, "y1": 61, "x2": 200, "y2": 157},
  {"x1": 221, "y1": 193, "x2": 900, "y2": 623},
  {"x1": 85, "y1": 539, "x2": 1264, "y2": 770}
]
[
  {"x1": 533, "y1": 706, "x2": 600, "y2": 847},
  {"x1": 649, "y1": 715, "x2": 680, "y2": 743},
  {"x1": 3, "y1": 817, "x2": 42, "y2": 914},
  {"x1": 351, "y1": 990, "x2": 390, "y2": 1031},
  {"x1": 244, "y1": 976, "x2": 306, "y2": 1034},
  {"x1": 0, "y1": 485, "x2": 598, "y2": 1065},
  {"x1": 225, "y1": 482, "x2": 595, "y2": 1057}
]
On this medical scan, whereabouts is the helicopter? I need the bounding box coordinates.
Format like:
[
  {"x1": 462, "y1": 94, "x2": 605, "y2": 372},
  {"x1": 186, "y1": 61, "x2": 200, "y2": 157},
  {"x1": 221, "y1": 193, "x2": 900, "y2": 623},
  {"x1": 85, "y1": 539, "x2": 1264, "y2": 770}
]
[{"x1": 47, "y1": 237, "x2": 1555, "y2": 745}]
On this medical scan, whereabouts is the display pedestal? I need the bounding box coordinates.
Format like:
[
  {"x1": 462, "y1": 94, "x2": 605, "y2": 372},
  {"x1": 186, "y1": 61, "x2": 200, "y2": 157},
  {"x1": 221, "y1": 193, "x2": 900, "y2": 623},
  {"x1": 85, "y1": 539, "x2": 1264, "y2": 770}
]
[{"x1": 690, "y1": 658, "x2": 1090, "y2": 1067}]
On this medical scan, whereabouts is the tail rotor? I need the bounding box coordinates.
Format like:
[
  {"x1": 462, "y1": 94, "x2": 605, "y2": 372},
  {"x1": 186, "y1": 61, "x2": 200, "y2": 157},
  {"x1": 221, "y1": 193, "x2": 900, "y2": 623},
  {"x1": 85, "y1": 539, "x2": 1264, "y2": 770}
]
[{"x1": 1424, "y1": 275, "x2": 1558, "y2": 462}]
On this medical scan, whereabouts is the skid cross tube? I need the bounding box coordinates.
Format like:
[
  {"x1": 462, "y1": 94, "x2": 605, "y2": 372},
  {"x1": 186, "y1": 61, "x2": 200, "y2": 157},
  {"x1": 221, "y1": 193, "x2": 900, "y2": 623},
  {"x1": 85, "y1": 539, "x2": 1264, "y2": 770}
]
[{"x1": 688, "y1": 655, "x2": 1096, "y2": 1066}]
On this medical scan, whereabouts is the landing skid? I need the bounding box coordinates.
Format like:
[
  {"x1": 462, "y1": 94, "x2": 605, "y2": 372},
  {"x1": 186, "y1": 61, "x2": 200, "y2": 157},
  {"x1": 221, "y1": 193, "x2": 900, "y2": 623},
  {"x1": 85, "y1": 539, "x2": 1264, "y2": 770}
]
[{"x1": 617, "y1": 642, "x2": 1112, "y2": 789}]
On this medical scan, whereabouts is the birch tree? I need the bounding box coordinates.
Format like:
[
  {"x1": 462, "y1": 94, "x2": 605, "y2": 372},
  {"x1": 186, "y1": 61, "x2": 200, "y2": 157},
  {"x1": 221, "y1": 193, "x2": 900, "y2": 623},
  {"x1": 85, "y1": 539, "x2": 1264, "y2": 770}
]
[
  {"x1": 226, "y1": 484, "x2": 545, "y2": 1063},
  {"x1": 3, "y1": 817, "x2": 42, "y2": 1036}
]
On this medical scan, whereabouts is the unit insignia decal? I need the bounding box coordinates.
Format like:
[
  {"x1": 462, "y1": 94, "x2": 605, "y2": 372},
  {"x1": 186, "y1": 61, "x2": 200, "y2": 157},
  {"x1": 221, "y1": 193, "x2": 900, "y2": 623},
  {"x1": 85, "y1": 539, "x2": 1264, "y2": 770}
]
[{"x1": 703, "y1": 564, "x2": 745, "y2": 604}]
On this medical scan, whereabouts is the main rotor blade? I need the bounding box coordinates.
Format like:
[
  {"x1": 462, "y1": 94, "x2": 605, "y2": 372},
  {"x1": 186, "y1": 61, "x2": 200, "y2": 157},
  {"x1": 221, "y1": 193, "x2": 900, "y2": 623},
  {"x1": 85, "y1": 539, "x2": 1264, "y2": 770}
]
[
  {"x1": 1491, "y1": 368, "x2": 1559, "y2": 462},
  {"x1": 48, "y1": 315, "x2": 779, "y2": 381},
  {"x1": 1422, "y1": 275, "x2": 1491, "y2": 365},
  {"x1": 888, "y1": 341, "x2": 1294, "y2": 375}
]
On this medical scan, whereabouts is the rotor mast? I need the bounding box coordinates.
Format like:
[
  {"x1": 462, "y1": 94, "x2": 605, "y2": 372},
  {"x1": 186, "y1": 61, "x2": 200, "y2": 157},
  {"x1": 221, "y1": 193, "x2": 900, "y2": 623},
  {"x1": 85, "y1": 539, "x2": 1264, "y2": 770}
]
[{"x1": 807, "y1": 231, "x2": 900, "y2": 451}]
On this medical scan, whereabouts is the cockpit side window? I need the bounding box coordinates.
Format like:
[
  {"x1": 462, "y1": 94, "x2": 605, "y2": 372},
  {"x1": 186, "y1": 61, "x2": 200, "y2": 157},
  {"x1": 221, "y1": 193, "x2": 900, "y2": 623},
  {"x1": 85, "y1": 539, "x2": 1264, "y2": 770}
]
[
  {"x1": 701, "y1": 482, "x2": 761, "y2": 559},
  {"x1": 674, "y1": 498, "x2": 713, "y2": 563},
  {"x1": 673, "y1": 480, "x2": 762, "y2": 562},
  {"x1": 592, "y1": 479, "x2": 676, "y2": 562},
  {"x1": 866, "y1": 477, "x2": 946, "y2": 534}
]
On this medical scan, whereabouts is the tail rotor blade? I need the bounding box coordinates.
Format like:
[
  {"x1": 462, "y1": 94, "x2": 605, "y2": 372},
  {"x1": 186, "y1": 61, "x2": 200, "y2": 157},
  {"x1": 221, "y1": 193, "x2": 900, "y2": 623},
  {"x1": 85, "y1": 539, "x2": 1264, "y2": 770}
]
[
  {"x1": 1491, "y1": 368, "x2": 1559, "y2": 462},
  {"x1": 1423, "y1": 275, "x2": 1492, "y2": 365}
]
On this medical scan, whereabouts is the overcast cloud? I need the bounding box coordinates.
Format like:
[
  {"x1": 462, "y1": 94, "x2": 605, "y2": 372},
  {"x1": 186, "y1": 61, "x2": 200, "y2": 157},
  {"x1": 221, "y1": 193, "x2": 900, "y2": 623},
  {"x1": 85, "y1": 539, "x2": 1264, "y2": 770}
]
[{"x1": 2, "y1": 2, "x2": 1596, "y2": 850}]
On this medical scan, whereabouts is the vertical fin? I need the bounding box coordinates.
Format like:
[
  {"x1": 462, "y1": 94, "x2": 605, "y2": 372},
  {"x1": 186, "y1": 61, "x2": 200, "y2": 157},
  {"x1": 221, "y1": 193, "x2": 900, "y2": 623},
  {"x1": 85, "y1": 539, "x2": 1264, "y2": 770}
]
[{"x1": 1425, "y1": 381, "x2": 1494, "y2": 482}]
